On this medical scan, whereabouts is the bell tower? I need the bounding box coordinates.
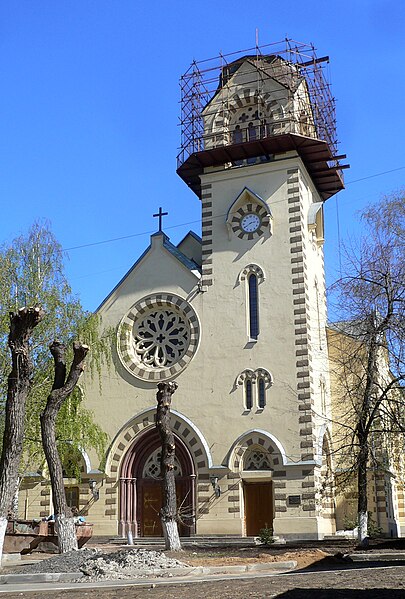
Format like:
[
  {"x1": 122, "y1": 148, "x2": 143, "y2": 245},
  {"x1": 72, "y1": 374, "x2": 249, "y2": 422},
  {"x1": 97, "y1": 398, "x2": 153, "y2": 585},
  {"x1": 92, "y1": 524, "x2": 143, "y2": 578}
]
[{"x1": 176, "y1": 40, "x2": 349, "y2": 539}]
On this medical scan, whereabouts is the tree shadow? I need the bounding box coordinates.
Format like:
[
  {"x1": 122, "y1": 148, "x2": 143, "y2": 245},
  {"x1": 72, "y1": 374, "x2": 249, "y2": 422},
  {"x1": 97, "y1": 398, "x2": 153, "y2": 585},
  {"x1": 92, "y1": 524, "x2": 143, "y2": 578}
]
[
  {"x1": 275, "y1": 591, "x2": 405, "y2": 598},
  {"x1": 294, "y1": 555, "x2": 405, "y2": 573}
]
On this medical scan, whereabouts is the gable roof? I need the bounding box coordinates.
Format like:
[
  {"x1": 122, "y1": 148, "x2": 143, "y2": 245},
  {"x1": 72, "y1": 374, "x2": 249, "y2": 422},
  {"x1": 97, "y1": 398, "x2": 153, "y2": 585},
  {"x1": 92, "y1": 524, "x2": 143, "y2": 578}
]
[{"x1": 96, "y1": 231, "x2": 201, "y2": 312}]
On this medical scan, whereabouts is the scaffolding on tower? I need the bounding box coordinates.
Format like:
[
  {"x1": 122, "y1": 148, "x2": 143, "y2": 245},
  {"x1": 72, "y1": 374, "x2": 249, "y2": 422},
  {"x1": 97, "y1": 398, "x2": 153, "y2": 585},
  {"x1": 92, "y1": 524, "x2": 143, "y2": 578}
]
[{"x1": 177, "y1": 39, "x2": 349, "y2": 200}]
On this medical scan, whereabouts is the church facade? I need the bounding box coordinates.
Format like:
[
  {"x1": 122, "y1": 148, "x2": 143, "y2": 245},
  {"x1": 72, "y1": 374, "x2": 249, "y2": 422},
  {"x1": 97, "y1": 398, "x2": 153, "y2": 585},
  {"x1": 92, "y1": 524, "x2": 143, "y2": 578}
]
[{"x1": 78, "y1": 44, "x2": 345, "y2": 539}]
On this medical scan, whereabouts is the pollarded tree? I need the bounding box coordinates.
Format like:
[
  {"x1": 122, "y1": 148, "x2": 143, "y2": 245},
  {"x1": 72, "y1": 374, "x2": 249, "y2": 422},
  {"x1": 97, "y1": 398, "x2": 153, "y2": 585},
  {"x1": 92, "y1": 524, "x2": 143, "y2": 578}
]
[
  {"x1": 40, "y1": 340, "x2": 89, "y2": 552},
  {"x1": 329, "y1": 191, "x2": 405, "y2": 544},
  {"x1": 0, "y1": 223, "x2": 109, "y2": 546},
  {"x1": 0, "y1": 307, "x2": 44, "y2": 561},
  {"x1": 156, "y1": 382, "x2": 182, "y2": 551}
]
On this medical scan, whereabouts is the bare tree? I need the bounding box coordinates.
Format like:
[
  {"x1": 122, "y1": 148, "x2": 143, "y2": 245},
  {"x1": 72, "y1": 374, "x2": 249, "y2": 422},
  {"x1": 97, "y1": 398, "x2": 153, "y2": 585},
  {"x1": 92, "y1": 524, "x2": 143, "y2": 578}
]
[
  {"x1": 156, "y1": 381, "x2": 181, "y2": 551},
  {"x1": 329, "y1": 192, "x2": 405, "y2": 544},
  {"x1": 40, "y1": 341, "x2": 89, "y2": 553},
  {"x1": 0, "y1": 307, "x2": 44, "y2": 561}
]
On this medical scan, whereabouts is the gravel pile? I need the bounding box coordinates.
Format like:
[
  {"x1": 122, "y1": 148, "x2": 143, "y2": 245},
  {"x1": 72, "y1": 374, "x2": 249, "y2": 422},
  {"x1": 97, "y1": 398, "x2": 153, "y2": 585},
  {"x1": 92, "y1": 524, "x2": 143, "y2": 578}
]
[
  {"x1": 11, "y1": 548, "x2": 188, "y2": 582},
  {"x1": 12, "y1": 548, "x2": 100, "y2": 574},
  {"x1": 79, "y1": 548, "x2": 188, "y2": 581}
]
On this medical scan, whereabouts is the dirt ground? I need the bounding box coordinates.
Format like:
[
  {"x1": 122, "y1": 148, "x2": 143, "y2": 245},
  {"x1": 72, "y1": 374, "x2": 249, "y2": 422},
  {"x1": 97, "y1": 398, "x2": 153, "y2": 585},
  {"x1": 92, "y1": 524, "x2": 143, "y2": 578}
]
[{"x1": 176, "y1": 547, "x2": 333, "y2": 569}]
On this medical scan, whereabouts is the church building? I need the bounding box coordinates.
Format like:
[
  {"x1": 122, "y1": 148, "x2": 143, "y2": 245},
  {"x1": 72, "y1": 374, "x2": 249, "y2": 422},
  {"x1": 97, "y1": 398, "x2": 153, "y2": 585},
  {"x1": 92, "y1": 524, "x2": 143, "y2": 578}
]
[
  {"x1": 75, "y1": 40, "x2": 350, "y2": 540},
  {"x1": 22, "y1": 40, "x2": 369, "y2": 540}
]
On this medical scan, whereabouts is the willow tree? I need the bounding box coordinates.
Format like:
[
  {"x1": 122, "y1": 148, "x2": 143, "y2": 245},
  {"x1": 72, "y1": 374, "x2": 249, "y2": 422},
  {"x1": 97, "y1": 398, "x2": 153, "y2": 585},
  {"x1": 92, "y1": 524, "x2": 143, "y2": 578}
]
[
  {"x1": 329, "y1": 192, "x2": 405, "y2": 544},
  {"x1": 0, "y1": 223, "x2": 109, "y2": 542}
]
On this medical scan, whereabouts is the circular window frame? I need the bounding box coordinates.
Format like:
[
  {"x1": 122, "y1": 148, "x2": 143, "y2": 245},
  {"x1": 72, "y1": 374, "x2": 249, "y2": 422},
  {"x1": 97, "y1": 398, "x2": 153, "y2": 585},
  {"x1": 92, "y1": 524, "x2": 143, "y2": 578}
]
[{"x1": 117, "y1": 293, "x2": 200, "y2": 382}]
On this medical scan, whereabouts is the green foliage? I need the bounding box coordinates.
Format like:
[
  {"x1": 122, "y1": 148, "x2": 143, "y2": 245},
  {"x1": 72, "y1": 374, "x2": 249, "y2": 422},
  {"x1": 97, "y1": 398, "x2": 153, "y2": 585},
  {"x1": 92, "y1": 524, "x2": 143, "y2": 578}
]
[
  {"x1": 0, "y1": 221, "x2": 111, "y2": 477},
  {"x1": 258, "y1": 527, "x2": 275, "y2": 545},
  {"x1": 343, "y1": 512, "x2": 383, "y2": 538}
]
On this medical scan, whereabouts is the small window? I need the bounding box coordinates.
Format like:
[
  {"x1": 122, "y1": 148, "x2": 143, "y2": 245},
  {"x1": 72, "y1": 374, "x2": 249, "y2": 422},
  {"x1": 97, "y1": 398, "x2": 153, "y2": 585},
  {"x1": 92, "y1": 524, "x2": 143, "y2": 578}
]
[
  {"x1": 258, "y1": 378, "x2": 266, "y2": 409},
  {"x1": 233, "y1": 125, "x2": 243, "y2": 144},
  {"x1": 245, "y1": 380, "x2": 253, "y2": 410},
  {"x1": 64, "y1": 486, "x2": 79, "y2": 511},
  {"x1": 248, "y1": 274, "x2": 259, "y2": 339},
  {"x1": 248, "y1": 122, "x2": 257, "y2": 141}
]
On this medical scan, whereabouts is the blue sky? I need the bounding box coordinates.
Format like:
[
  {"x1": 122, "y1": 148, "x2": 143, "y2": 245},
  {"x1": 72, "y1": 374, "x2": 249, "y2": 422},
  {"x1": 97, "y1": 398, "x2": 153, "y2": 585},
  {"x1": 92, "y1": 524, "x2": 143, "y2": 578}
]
[{"x1": 1, "y1": 1, "x2": 404, "y2": 311}]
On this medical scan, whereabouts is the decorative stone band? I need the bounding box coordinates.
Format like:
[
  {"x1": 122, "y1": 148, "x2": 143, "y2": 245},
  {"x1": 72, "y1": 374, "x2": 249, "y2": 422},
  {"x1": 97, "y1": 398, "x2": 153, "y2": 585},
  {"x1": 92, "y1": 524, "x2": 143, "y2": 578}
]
[
  {"x1": 106, "y1": 408, "x2": 211, "y2": 477},
  {"x1": 228, "y1": 431, "x2": 285, "y2": 473},
  {"x1": 238, "y1": 263, "x2": 266, "y2": 284},
  {"x1": 201, "y1": 188, "x2": 213, "y2": 287},
  {"x1": 117, "y1": 293, "x2": 200, "y2": 382},
  {"x1": 287, "y1": 167, "x2": 315, "y2": 462},
  {"x1": 236, "y1": 367, "x2": 273, "y2": 387}
]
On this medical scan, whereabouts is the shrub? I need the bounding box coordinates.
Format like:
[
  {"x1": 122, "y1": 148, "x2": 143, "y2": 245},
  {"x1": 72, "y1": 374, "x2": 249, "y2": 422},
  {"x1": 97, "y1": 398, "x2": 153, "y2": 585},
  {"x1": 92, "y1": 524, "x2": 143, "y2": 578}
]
[{"x1": 258, "y1": 527, "x2": 275, "y2": 545}]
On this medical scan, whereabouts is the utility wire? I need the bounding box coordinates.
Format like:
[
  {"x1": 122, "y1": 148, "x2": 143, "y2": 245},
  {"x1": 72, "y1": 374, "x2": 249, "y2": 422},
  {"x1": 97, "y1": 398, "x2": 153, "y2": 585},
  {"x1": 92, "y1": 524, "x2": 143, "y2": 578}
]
[
  {"x1": 345, "y1": 165, "x2": 405, "y2": 185},
  {"x1": 63, "y1": 165, "x2": 405, "y2": 252}
]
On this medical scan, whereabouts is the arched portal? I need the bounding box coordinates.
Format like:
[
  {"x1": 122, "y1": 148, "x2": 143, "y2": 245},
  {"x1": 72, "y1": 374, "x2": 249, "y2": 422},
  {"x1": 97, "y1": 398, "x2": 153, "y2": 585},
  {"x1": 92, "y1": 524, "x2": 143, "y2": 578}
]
[{"x1": 119, "y1": 428, "x2": 195, "y2": 537}]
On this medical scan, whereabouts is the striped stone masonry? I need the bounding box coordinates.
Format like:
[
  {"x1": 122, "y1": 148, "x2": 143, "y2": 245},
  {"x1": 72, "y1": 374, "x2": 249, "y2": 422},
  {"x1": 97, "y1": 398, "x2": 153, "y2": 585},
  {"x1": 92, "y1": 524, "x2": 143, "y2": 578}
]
[
  {"x1": 287, "y1": 168, "x2": 315, "y2": 463},
  {"x1": 108, "y1": 411, "x2": 209, "y2": 480},
  {"x1": 201, "y1": 183, "x2": 213, "y2": 287}
]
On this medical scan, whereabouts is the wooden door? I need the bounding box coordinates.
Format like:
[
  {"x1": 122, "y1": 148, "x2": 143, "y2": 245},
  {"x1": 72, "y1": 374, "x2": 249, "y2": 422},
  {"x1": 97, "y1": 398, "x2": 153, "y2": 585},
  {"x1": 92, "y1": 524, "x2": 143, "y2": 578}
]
[
  {"x1": 244, "y1": 482, "x2": 273, "y2": 536},
  {"x1": 140, "y1": 479, "x2": 193, "y2": 537},
  {"x1": 141, "y1": 482, "x2": 163, "y2": 537}
]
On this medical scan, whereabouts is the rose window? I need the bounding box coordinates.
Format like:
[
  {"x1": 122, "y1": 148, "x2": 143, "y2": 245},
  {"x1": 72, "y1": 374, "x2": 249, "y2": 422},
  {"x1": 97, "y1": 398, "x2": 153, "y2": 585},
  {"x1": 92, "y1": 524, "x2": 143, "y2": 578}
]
[
  {"x1": 118, "y1": 294, "x2": 200, "y2": 381},
  {"x1": 134, "y1": 309, "x2": 189, "y2": 368}
]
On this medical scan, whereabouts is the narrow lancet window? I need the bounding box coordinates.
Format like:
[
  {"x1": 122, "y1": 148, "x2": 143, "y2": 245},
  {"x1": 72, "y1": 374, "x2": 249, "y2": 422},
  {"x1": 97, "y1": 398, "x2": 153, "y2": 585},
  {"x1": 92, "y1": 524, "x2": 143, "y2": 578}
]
[
  {"x1": 248, "y1": 274, "x2": 259, "y2": 340},
  {"x1": 245, "y1": 380, "x2": 253, "y2": 410},
  {"x1": 258, "y1": 378, "x2": 266, "y2": 409}
]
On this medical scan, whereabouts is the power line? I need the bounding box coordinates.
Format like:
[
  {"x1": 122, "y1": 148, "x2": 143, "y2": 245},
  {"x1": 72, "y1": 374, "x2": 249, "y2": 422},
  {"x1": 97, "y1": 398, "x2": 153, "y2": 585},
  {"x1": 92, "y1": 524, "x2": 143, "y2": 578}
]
[
  {"x1": 63, "y1": 165, "x2": 405, "y2": 252},
  {"x1": 64, "y1": 219, "x2": 201, "y2": 251},
  {"x1": 345, "y1": 166, "x2": 405, "y2": 185}
]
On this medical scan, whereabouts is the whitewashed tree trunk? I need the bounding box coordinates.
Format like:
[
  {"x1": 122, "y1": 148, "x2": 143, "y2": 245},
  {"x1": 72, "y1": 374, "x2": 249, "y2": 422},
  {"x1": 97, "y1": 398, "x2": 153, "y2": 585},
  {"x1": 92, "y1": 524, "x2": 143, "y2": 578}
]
[
  {"x1": 358, "y1": 510, "x2": 368, "y2": 545},
  {"x1": 0, "y1": 517, "x2": 8, "y2": 564},
  {"x1": 163, "y1": 519, "x2": 182, "y2": 552},
  {"x1": 55, "y1": 514, "x2": 78, "y2": 553}
]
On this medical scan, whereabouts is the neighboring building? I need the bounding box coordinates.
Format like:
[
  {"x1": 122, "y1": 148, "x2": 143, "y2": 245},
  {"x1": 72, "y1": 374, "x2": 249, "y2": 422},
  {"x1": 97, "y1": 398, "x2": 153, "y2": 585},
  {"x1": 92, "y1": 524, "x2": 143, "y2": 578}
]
[
  {"x1": 327, "y1": 324, "x2": 405, "y2": 538},
  {"x1": 21, "y1": 40, "x2": 364, "y2": 539}
]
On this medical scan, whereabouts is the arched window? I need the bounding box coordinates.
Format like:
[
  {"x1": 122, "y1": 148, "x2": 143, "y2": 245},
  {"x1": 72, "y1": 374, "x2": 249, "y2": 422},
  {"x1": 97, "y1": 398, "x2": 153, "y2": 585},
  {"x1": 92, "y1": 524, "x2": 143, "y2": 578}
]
[
  {"x1": 248, "y1": 122, "x2": 257, "y2": 141},
  {"x1": 248, "y1": 273, "x2": 259, "y2": 340},
  {"x1": 237, "y1": 368, "x2": 272, "y2": 412},
  {"x1": 233, "y1": 125, "x2": 243, "y2": 144},
  {"x1": 245, "y1": 379, "x2": 253, "y2": 410},
  {"x1": 258, "y1": 378, "x2": 266, "y2": 409}
]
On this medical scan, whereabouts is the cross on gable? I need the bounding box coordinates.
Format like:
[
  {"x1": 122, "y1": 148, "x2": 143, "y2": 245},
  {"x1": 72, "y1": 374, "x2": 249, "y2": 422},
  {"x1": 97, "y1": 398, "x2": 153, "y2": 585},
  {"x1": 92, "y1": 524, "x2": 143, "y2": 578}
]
[{"x1": 153, "y1": 207, "x2": 168, "y2": 232}]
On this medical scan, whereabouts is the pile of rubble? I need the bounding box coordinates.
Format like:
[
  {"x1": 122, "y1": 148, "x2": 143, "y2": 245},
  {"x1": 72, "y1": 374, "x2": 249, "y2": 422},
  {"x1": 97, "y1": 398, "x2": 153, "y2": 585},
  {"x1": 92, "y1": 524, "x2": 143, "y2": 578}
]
[
  {"x1": 12, "y1": 548, "x2": 188, "y2": 581},
  {"x1": 79, "y1": 548, "x2": 188, "y2": 581}
]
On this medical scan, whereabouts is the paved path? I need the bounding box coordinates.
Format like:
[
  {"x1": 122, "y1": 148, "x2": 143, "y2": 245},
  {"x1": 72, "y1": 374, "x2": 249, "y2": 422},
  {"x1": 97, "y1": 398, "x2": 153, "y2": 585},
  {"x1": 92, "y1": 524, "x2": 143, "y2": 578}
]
[{"x1": 1, "y1": 564, "x2": 405, "y2": 597}]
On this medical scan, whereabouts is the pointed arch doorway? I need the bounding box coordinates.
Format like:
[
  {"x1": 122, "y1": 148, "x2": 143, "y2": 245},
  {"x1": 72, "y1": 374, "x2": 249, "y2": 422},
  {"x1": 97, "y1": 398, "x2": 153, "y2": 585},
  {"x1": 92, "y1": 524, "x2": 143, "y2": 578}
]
[{"x1": 119, "y1": 428, "x2": 195, "y2": 537}]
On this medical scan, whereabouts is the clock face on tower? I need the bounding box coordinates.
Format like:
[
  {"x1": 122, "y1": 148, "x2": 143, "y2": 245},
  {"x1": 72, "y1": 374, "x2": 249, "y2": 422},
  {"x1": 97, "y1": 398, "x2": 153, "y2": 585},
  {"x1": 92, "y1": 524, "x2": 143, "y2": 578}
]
[
  {"x1": 241, "y1": 213, "x2": 261, "y2": 233},
  {"x1": 229, "y1": 202, "x2": 269, "y2": 240}
]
